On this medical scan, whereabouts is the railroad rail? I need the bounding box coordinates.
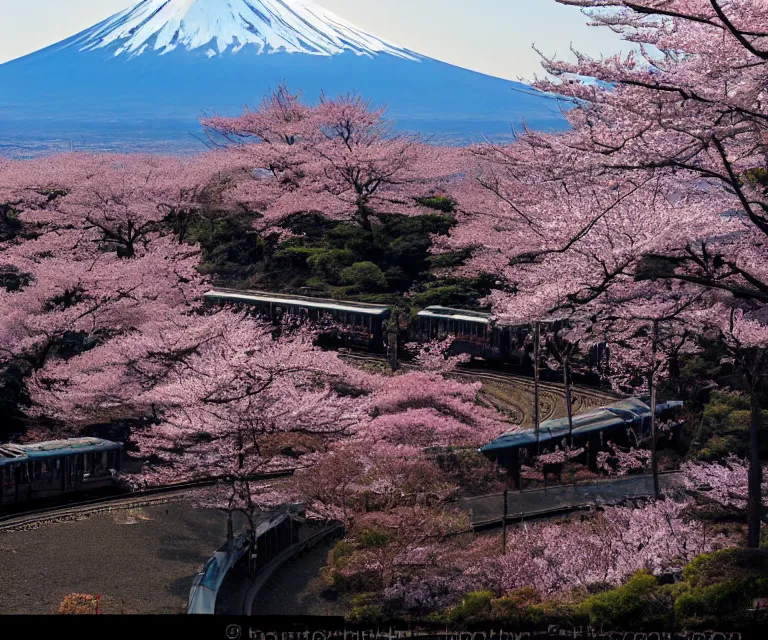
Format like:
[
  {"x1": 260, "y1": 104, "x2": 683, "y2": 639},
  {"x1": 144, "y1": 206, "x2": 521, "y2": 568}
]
[
  {"x1": 0, "y1": 470, "x2": 295, "y2": 532},
  {"x1": 339, "y1": 352, "x2": 620, "y2": 428}
]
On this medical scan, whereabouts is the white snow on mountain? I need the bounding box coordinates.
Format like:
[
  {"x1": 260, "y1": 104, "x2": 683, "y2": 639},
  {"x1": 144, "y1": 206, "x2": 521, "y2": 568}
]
[{"x1": 66, "y1": 0, "x2": 418, "y2": 60}]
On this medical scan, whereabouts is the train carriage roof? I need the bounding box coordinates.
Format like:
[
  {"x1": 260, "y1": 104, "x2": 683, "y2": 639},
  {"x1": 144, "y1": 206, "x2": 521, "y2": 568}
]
[
  {"x1": 204, "y1": 289, "x2": 391, "y2": 316},
  {"x1": 479, "y1": 397, "x2": 682, "y2": 456},
  {"x1": 0, "y1": 438, "x2": 121, "y2": 466},
  {"x1": 417, "y1": 306, "x2": 492, "y2": 325},
  {"x1": 480, "y1": 409, "x2": 628, "y2": 454}
]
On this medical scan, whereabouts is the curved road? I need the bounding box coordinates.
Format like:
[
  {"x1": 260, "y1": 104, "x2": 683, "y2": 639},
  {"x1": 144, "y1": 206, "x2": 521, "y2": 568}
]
[{"x1": 249, "y1": 537, "x2": 350, "y2": 616}]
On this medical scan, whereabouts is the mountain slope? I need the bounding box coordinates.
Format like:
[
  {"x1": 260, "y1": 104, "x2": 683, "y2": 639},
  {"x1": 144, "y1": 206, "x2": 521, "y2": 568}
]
[
  {"x1": 0, "y1": 0, "x2": 569, "y2": 155},
  {"x1": 68, "y1": 0, "x2": 417, "y2": 59}
]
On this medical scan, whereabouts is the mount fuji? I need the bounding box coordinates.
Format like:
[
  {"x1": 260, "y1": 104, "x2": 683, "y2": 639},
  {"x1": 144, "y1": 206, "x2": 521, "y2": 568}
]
[{"x1": 0, "y1": 0, "x2": 569, "y2": 156}]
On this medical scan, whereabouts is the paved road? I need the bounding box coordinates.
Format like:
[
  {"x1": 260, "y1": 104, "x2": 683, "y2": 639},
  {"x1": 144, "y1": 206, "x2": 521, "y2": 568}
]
[
  {"x1": 0, "y1": 500, "x2": 229, "y2": 614},
  {"x1": 247, "y1": 535, "x2": 350, "y2": 617},
  {"x1": 460, "y1": 472, "x2": 683, "y2": 526}
]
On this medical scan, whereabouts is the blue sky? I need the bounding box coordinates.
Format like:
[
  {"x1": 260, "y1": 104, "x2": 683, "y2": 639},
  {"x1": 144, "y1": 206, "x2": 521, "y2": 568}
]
[{"x1": 0, "y1": 0, "x2": 625, "y2": 80}]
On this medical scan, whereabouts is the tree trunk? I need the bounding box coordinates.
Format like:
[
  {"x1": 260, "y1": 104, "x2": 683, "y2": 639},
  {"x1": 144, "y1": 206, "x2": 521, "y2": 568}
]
[
  {"x1": 226, "y1": 510, "x2": 234, "y2": 552},
  {"x1": 357, "y1": 202, "x2": 374, "y2": 233},
  {"x1": 649, "y1": 374, "x2": 661, "y2": 499},
  {"x1": 387, "y1": 330, "x2": 399, "y2": 371},
  {"x1": 564, "y1": 357, "x2": 574, "y2": 448},
  {"x1": 748, "y1": 390, "x2": 763, "y2": 548}
]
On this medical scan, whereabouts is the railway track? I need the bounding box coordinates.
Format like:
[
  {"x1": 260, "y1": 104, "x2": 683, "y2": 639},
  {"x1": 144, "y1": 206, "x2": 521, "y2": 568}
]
[
  {"x1": 452, "y1": 368, "x2": 620, "y2": 427},
  {"x1": 2, "y1": 356, "x2": 617, "y2": 532},
  {"x1": 0, "y1": 470, "x2": 295, "y2": 532},
  {"x1": 339, "y1": 352, "x2": 620, "y2": 428}
]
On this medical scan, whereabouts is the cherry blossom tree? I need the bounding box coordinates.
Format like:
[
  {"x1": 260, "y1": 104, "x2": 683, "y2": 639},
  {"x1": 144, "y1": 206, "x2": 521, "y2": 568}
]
[
  {"x1": 404, "y1": 336, "x2": 470, "y2": 372},
  {"x1": 530, "y1": 0, "x2": 768, "y2": 545},
  {"x1": 295, "y1": 366, "x2": 513, "y2": 517},
  {"x1": 591, "y1": 285, "x2": 701, "y2": 494},
  {"x1": 597, "y1": 441, "x2": 652, "y2": 476},
  {"x1": 682, "y1": 454, "x2": 768, "y2": 513},
  {"x1": 690, "y1": 301, "x2": 768, "y2": 535},
  {"x1": 484, "y1": 496, "x2": 731, "y2": 595},
  {"x1": 116, "y1": 314, "x2": 374, "y2": 537},
  {"x1": 441, "y1": 0, "x2": 767, "y2": 545},
  {"x1": 203, "y1": 88, "x2": 462, "y2": 233},
  {"x1": 0, "y1": 155, "x2": 214, "y2": 436},
  {"x1": 544, "y1": 324, "x2": 581, "y2": 446},
  {"x1": 367, "y1": 371, "x2": 511, "y2": 449}
]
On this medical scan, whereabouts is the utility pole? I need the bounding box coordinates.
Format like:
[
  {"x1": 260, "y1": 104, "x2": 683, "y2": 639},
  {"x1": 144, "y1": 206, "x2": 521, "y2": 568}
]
[
  {"x1": 564, "y1": 356, "x2": 574, "y2": 448},
  {"x1": 650, "y1": 320, "x2": 661, "y2": 499},
  {"x1": 502, "y1": 488, "x2": 509, "y2": 553},
  {"x1": 649, "y1": 372, "x2": 660, "y2": 498},
  {"x1": 534, "y1": 322, "x2": 541, "y2": 454}
]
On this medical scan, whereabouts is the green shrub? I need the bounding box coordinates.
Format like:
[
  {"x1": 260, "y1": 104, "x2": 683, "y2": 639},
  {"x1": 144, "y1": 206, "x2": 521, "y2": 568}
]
[
  {"x1": 448, "y1": 590, "x2": 495, "y2": 623},
  {"x1": 274, "y1": 245, "x2": 317, "y2": 265},
  {"x1": 682, "y1": 548, "x2": 768, "y2": 586},
  {"x1": 322, "y1": 540, "x2": 356, "y2": 590},
  {"x1": 306, "y1": 248, "x2": 356, "y2": 281},
  {"x1": 674, "y1": 580, "x2": 768, "y2": 629},
  {"x1": 692, "y1": 392, "x2": 768, "y2": 460},
  {"x1": 322, "y1": 539, "x2": 384, "y2": 593},
  {"x1": 416, "y1": 195, "x2": 457, "y2": 213},
  {"x1": 579, "y1": 571, "x2": 673, "y2": 629},
  {"x1": 341, "y1": 262, "x2": 388, "y2": 291},
  {"x1": 356, "y1": 528, "x2": 392, "y2": 549},
  {"x1": 191, "y1": 214, "x2": 269, "y2": 285},
  {"x1": 675, "y1": 549, "x2": 768, "y2": 629},
  {"x1": 348, "y1": 593, "x2": 385, "y2": 624},
  {"x1": 744, "y1": 167, "x2": 768, "y2": 187},
  {"x1": 408, "y1": 277, "x2": 494, "y2": 310}
]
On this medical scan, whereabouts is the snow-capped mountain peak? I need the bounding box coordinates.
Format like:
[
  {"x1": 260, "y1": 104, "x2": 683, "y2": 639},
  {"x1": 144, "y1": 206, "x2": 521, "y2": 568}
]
[{"x1": 67, "y1": 0, "x2": 418, "y2": 60}]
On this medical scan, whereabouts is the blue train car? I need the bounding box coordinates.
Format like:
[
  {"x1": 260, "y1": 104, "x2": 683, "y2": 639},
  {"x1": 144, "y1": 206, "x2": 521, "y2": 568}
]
[
  {"x1": 0, "y1": 438, "x2": 123, "y2": 506},
  {"x1": 480, "y1": 398, "x2": 683, "y2": 487}
]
